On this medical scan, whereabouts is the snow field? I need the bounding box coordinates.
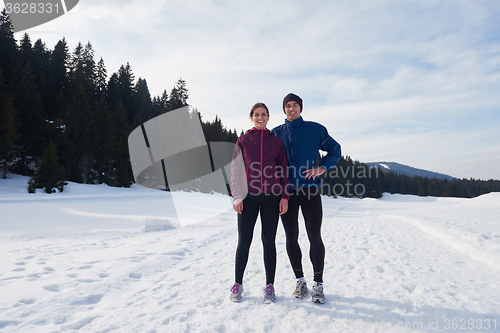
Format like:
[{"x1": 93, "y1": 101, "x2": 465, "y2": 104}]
[{"x1": 1, "y1": 174, "x2": 499, "y2": 332}]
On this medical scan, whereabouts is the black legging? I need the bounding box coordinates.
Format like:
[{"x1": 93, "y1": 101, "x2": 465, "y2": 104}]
[
  {"x1": 235, "y1": 193, "x2": 280, "y2": 285},
  {"x1": 281, "y1": 187, "x2": 325, "y2": 283}
]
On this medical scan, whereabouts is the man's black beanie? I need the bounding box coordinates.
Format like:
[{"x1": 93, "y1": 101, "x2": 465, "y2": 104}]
[{"x1": 283, "y1": 93, "x2": 303, "y2": 113}]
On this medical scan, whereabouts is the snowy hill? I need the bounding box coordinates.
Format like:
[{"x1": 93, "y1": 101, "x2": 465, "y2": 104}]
[
  {"x1": 1, "y1": 174, "x2": 499, "y2": 332},
  {"x1": 366, "y1": 162, "x2": 456, "y2": 180}
]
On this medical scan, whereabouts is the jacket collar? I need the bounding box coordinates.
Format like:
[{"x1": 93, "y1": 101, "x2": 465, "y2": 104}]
[
  {"x1": 246, "y1": 127, "x2": 271, "y2": 134},
  {"x1": 284, "y1": 116, "x2": 303, "y2": 129}
]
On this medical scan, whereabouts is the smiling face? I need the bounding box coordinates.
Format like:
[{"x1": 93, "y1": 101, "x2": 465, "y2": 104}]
[
  {"x1": 284, "y1": 100, "x2": 301, "y2": 122},
  {"x1": 251, "y1": 107, "x2": 269, "y2": 130}
]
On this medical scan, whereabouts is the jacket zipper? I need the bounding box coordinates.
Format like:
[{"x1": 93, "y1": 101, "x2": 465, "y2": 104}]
[{"x1": 260, "y1": 130, "x2": 263, "y2": 193}]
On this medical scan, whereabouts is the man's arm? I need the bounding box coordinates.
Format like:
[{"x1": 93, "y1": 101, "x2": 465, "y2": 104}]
[
  {"x1": 303, "y1": 125, "x2": 341, "y2": 180},
  {"x1": 318, "y1": 130, "x2": 341, "y2": 171}
]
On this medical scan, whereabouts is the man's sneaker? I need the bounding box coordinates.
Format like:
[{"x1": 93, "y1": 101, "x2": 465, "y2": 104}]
[
  {"x1": 292, "y1": 279, "x2": 308, "y2": 299},
  {"x1": 263, "y1": 283, "x2": 276, "y2": 304},
  {"x1": 230, "y1": 283, "x2": 243, "y2": 302},
  {"x1": 311, "y1": 282, "x2": 325, "y2": 304}
]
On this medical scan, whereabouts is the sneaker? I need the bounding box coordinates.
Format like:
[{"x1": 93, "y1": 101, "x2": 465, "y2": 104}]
[
  {"x1": 292, "y1": 278, "x2": 308, "y2": 299},
  {"x1": 230, "y1": 283, "x2": 243, "y2": 302},
  {"x1": 263, "y1": 283, "x2": 276, "y2": 304},
  {"x1": 311, "y1": 282, "x2": 325, "y2": 304}
]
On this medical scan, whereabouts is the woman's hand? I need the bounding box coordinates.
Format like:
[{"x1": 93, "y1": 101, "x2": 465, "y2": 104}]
[
  {"x1": 302, "y1": 167, "x2": 326, "y2": 180},
  {"x1": 233, "y1": 198, "x2": 243, "y2": 214},
  {"x1": 279, "y1": 198, "x2": 288, "y2": 215}
]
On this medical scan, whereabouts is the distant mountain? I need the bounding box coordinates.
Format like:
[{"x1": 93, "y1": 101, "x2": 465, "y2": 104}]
[{"x1": 366, "y1": 162, "x2": 456, "y2": 180}]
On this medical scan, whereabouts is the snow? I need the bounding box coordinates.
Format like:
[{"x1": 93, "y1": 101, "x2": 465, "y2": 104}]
[
  {"x1": 379, "y1": 164, "x2": 390, "y2": 170},
  {"x1": 1, "y1": 174, "x2": 499, "y2": 332}
]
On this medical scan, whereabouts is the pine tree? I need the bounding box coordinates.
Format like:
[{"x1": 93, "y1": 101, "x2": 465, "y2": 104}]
[
  {"x1": 69, "y1": 41, "x2": 83, "y2": 73},
  {"x1": 63, "y1": 85, "x2": 96, "y2": 183},
  {"x1": 82, "y1": 42, "x2": 96, "y2": 81},
  {"x1": 0, "y1": 9, "x2": 17, "y2": 83},
  {"x1": 160, "y1": 89, "x2": 170, "y2": 112},
  {"x1": 68, "y1": 41, "x2": 95, "y2": 101},
  {"x1": 32, "y1": 38, "x2": 51, "y2": 114},
  {"x1": 109, "y1": 102, "x2": 133, "y2": 187},
  {"x1": 19, "y1": 33, "x2": 33, "y2": 67},
  {"x1": 0, "y1": 68, "x2": 21, "y2": 178},
  {"x1": 33, "y1": 39, "x2": 49, "y2": 74},
  {"x1": 12, "y1": 62, "x2": 47, "y2": 175},
  {"x1": 92, "y1": 95, "x2": 115, "y2": 184},
  {"x1": 106, "y1": 72, "x2": 121, "y2": 113},
  {"x1": 169, "y1": 77, "x2": 189, "y2": 110},
  {"x1": 49, "y1": 38, "x2": 69, "y2": 98},
  {"x1": 0, "y1": 96, "x2": 21, "y2": 179},
  {"x1": 117, "y1": 62, "x2": 135, "y2": 123},
  {"x1": 95, "y1": 57, "x2": 107, "y2": 97},
  {"x1": 152, "y1": 96, "x2": 161, "y2": 117},
  {"x1": 28, "y1": 140, "x2": 67, "y2": 193},
  {"x1": 132, "y1": 77, "x2": 152, "y2": 125}
]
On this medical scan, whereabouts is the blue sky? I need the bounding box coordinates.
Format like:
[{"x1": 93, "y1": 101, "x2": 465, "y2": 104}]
[{"x1": 14, "y1": 0, "x2": 500, "y2": 179}]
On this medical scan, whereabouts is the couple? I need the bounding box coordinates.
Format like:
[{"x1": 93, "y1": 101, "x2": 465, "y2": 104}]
[{"x1": 229, "y1": 93, "x2": 341, "y2": 304}]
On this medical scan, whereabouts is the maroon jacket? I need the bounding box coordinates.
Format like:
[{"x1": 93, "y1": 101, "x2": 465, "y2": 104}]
[{"x1": 231, "y1": 128, "x2": 289, "y2": 200}]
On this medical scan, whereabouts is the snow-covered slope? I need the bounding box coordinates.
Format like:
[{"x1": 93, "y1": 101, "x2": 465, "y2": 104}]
[{"x1": 1, "y1": 174, "x2": 499, "y2": 332}]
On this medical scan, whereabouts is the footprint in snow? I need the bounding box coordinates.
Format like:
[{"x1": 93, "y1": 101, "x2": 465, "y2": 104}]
[
  {"x1": 162, "y1": 250, "x2": 186, "y2": 256},
  {"x1": 43, "y1": 284, "x2": 60, "y2": 292},
  {"x1": 99, "y1": 273, "x2": 109, "y2": 278},
  {"x1": 18, "y1": 298, "x2": 36, "y2": 305},
  {"x1": 129, "y1": 273, "x2": 142, "y2": 279},
  {"x1": 123, "y1": 256, "x2": 146, "y2": 263},
  {"x1": 70, "y1": 294, "x2": 104, "y2": 306},
  {"x1": 401, "y1": 283, "x2": 416, "y2": 293},
  {"x1": 78, "y1": 265, "x2": 93, "y2": 270}
]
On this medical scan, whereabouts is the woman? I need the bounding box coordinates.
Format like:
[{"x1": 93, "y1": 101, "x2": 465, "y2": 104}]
[{"x1": 229, "y1": 102, "x2": 289, "y2": 304}]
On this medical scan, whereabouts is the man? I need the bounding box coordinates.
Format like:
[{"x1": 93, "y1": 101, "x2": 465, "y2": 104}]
[{"x1": 271, "y1": 93, "x2": 341, "y2": 304}]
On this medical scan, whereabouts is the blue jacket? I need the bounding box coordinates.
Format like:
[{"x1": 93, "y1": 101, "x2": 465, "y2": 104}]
[{"x1": 272, "y1": 117, "x2": 341, "y2": 190}]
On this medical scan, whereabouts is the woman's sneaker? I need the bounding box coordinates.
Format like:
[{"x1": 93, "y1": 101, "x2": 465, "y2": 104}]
[
  {"x1": 263, "y1": 283, "x2": 276, "y2": 304},
  {"x1": 311, "y1": 282, "x2": 325, "y2": 304},
  {"x1": 292, "y1": 278, "x2": 308, "y2": 299},
  {"x1": 230, "y1": 283, "x2": 243, "y2": 302}
]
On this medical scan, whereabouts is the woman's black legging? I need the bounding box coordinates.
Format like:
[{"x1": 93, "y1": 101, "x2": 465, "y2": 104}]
[
  {"x1": 281, "y1": 187, "x2": 325, "y2": 283},
  {"x1": 235, "y1": 193, "x2": 280, "y2": 285}
]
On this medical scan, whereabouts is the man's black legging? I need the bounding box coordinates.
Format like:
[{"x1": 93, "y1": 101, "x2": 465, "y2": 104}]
[
  {"x1": 235, "y1": 193, "x2": 280, "y2": 285},
  {"x1": 281, "y1": 188, "x2": 325, "y2": 283}
]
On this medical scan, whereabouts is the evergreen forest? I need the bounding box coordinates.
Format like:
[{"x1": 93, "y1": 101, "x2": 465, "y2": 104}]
[
  {"x1": 1, "y1": 10, "x2": 498, "y2": 198},
  {"x1": 0, "y1": 10, "x2": 237, "y2": 192}
]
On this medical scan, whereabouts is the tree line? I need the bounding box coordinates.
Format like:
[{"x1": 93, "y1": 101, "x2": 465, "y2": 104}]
[
  {"x1": 1, "y1": 10, "x2": 498, "y2": 197},
  {"x1": 320, "y1": 156, "x2": 500, "y2": 199}
]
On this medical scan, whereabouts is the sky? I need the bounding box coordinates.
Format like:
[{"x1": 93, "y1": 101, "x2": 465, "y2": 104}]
[{"x1": 12, "y1": 0, "x2": 500, "y2": 180}]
